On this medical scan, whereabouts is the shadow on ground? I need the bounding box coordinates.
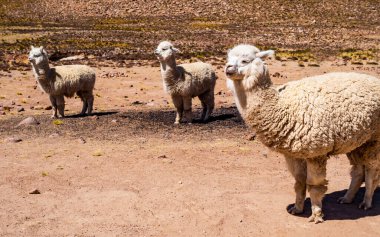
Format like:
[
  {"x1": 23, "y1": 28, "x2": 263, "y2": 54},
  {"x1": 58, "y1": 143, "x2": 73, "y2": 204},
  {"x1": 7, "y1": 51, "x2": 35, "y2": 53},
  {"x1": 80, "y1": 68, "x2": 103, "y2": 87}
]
[
  {"x1": 287, "y1": 187, "x2": 380, "y2": 221},
  {"x1": 1, "y1": 107, "x2": 248, "y2": 141},
  {"x1": 64, "y1": 111, "x2": 118, "y2": 118}
]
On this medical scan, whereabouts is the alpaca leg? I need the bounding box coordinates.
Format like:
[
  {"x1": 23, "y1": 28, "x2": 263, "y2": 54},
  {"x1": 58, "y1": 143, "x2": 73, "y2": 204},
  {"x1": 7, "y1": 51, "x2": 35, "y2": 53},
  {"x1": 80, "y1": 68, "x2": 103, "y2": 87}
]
[
  {"x1": 359, "y1": 145, "x2": 380, "y2": 210},
  {"x1": 77, "y1": 91, "x2": 88, "y2": 115},
  {"x1": 198, "y1": 90, "x2": 214, "y2": 122},
  {"x1": 183, "y1": 97, "x2": 192, "y2": 124},
  {"x1": 86, "y1": 93, "x2": 94, "y2": 115},
  {"x1": 200, "y1": 99, "x2": 207, "y2": 121},
  {"x1": 49, "y1": 95, "x2": 58, "y2": 118},
  {"x1": 285, "y1": 157, "x2": 307, "y2": 214},
  {"x1": 338, "y1": 164, "x2": 364, "y2": 204},
  {"x1": 359, "y1": 166, "x2": 380, "y2": 210},
  {"x1": 56, "y1": 95, "x2": 65, "y2": 118},
  {"x1": 306, "y1": 157, "x2": 328, "y2": 224},
  {"x1": 171, "y1": 95, "x2": 183, "y2": 124}
]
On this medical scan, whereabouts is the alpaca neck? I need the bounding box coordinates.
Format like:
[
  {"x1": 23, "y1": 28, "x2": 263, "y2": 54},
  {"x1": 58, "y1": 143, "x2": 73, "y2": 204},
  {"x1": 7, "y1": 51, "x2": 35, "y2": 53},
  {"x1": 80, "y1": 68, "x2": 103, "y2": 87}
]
[
  {"x1": 32, "y1": 60, "x2": 51, "y2": 81},
  {"x1": 160, "y1": 57, "x2": 180, "y2": 85},
  {"x1": 31, "y1": 60, "x2": 53, "y2": 93},
  {"x1": 245, "y1": 70, "x2": 277, "y2": 117},
  {"x1": 244, "y1": 85, "x2": 281, "y2": 144},
  {"x1": 230, "y1": 80, "x2": 248, "y2": 115},
  {"x1": 245, "y1": 86, "x2": 278, "y2": 114},
  {"x1": 232, "y1": 71, "x2": 274, "y2": 116}
]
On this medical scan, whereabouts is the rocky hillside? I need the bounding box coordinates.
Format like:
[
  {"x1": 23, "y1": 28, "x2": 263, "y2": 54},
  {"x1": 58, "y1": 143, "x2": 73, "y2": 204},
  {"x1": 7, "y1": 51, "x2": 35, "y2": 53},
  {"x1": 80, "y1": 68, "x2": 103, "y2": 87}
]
[{"x1": 0, "y1": 0, "x2": 379, "y2": 70}]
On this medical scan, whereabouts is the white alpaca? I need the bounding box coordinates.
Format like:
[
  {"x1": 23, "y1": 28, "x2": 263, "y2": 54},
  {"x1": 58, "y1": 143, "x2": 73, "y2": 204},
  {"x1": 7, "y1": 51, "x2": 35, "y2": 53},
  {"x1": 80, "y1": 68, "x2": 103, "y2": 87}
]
[
  {"x1": 225, "y1": 45, "x2": 380, "y2": 223},
  {"x1": 155, "y1": 41, "x2": 216, "y2": 124},
  {"x1": 28, "y1": 46, "x2": 96, "y2": 118}
]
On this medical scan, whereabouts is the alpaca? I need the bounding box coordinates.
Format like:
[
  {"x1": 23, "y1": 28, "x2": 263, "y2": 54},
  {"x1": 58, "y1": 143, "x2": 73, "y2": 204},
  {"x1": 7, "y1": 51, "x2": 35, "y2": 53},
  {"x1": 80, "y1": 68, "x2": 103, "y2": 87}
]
[
  {"x1": 28, "y1": 46, "x2": 96, "y2": 118},
  {"x1": 225, "y1": 45, "x2": 380, "y2": 223},
  {"x1": 155, "y1": 41, "x2": 216, "y2": 124}
]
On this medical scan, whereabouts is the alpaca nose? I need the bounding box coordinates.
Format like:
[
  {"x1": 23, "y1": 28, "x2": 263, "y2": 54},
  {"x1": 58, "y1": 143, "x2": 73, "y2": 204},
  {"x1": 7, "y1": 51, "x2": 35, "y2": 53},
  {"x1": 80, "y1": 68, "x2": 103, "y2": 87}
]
[
  {"x1": 154, "y1": 49, "x2": 160, "y2": 56},
  {"x1": 225, "y1": 65, "x2": 237, "y2": 76}
]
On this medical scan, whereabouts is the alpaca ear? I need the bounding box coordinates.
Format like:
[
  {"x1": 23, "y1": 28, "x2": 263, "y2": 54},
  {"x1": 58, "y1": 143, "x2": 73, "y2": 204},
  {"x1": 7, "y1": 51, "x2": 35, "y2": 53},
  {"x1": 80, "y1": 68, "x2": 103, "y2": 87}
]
[
  {"x1": 31, "y1": 45, "x2": 35, "y2": 50},
  {"x1": 39, "y1": 46, "x2": 47, "y2": 56},
  {"x1": 256, "y1": 50, "x2": 274, "y2": 59},
  {"x1": 172, "y1": 47, "x2": 180, "y2": 53}
]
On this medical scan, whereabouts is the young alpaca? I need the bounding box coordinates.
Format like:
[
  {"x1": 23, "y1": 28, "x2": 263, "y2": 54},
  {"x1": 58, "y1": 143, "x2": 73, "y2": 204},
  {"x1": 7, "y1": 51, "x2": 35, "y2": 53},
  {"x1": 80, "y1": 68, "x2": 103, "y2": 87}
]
[
  {"x1": 155, "y1": 41, "x2": 216, "y2": 124},
  {"x1": 28, "y1": 46, "x2": 96, "y2": 118},
  {"x1": 225, "y1": 45, "x2": 380, "y2": 223}
]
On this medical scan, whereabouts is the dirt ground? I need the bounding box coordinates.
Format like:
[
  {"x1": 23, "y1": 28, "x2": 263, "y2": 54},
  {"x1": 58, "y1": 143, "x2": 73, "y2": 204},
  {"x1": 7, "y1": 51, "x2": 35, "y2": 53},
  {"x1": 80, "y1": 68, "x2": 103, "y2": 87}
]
[{"x1": 0, "y1": 60, "x2": 379, "y2": 236}]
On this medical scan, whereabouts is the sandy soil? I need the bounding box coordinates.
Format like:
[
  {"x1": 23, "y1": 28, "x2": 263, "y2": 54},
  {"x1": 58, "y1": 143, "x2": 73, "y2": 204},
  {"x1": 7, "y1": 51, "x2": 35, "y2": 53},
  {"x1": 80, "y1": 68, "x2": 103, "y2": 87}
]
[{"x1": 0, "y1": 60, "x2": 379, "y2": 236}]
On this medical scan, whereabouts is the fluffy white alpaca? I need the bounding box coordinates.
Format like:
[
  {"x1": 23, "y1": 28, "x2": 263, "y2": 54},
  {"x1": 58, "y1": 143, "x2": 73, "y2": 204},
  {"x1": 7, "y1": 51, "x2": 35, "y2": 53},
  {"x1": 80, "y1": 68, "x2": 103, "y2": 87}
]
[
  {"x1": 225, "y1": 45, "x2": 380, "y2": 223},
  {"x1": 155, "y1": 41, "x2": 216, "y2": 124},
  {"x1": 29, "y1": 46, "x2": 96, "y2": 118}
]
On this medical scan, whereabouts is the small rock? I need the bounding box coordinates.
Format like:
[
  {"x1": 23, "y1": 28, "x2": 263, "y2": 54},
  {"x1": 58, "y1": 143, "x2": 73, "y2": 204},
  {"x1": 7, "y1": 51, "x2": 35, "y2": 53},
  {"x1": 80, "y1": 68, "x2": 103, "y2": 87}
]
[
  {"x1": 131, "y1": 101, "x2": 144, "y2": 105},
  {"x1": 17, "y1": 107, "x2": 25, "y2": 112},
  {"x1": 178, "y1": 181, "x2": 183, "y2": 184},
  {"x1": 90, "y1": 115, "x2": 99, "y2": 120},
  {"x1": 29, "y1": 189, "x2": 41, "y2": 194},
  {"x1": 5, "y1": 137, "x2": 22, "y2": 143},
  {"x1": 16, "y1": 117, "x2": 39, "y2": 127},
  {"x1": 49, "y1": 133, "x2": 60, "y2": 138},
  {"x1": 45, "y1": 105, "x2": 52, "y2": 110},
  {"x1": 78, "y1": 137, "x2": 86, "y2": 144},
  {"x1": 111, "y1": 119, "x2": 117, "y2": 123},
  {"x1": 33, "y1": 105, "x2": 44, "y2": 110},
  {"x1": 272, "y1": 72, "x2": 281, "y2": 77},
  {"x1": 157, "y1": 155, "x2": 167, "y2": 159}
]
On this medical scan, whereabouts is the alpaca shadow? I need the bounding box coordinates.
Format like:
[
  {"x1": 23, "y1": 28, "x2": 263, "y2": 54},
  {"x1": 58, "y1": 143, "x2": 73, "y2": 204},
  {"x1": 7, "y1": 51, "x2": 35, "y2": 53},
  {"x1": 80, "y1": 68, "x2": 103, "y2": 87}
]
[
  {"x1": 286, "y1": 187, "x2": 380, "y2": 221},
  {"x1": 64, "y1": 111, "x2": 118, "y2": 118},
  {"x1": 192, "y1": 113, "x2": 236, "y2": 124}
]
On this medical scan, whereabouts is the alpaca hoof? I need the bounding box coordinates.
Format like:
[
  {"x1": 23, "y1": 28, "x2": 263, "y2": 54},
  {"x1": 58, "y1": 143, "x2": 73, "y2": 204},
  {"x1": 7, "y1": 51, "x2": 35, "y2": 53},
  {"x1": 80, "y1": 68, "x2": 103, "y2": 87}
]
[
  {"x1": 359, "y1": 201, "x2": 372, "y2": 210},
  {"x1": 337, "y1": 196, "x2": 353, "y2": 204},
  {"x1": 174, "y1": 121, "x2": 180, "y2": 125},
  {"x1": 51, "y1": 115, "x2": 58, "y2": 119},
  {"x1": 308, "y1": 213, "x2": 324, "y2": 224},
  {"x1": 287, "y1": 205, "x2": 303, "y2": 215}
]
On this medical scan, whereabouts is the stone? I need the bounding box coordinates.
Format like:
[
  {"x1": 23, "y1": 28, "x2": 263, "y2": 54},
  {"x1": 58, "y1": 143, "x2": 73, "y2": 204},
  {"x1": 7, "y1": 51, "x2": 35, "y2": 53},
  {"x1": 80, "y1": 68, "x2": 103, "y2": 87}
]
[
  {"x1": 5, "y1": 137, "x2": 22, "y2": 143},
  {"x1": 16, "y1": 117, "x2": 39, "y2": 127}
]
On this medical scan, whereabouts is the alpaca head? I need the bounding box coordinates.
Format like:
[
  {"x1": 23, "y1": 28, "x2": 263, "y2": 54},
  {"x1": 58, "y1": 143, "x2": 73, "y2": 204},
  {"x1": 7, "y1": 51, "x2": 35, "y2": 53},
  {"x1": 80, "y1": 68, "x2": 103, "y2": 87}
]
[
  {"x1": 154, "y1": 41, "x2": 180, "y2": 62},
  {"x1": 28, "y1": 46, "x2": 48, "y2": 66},
  {"x1": 225, "y1": 45, "x2": 274, "y2": 90}
]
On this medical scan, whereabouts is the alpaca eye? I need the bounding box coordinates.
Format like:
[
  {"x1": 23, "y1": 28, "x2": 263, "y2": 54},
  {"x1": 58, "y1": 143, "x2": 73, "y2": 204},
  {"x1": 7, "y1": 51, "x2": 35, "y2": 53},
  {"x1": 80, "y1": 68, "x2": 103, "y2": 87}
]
[{"x1": 241, "y1": 60, "x2": 250, "y2": 64}]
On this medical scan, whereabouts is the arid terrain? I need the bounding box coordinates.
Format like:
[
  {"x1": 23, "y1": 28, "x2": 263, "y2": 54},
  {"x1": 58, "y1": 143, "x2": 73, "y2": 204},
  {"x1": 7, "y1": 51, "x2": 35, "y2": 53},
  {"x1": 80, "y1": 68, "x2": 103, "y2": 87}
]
[{"x1": 1, "y1": 1, "x2": 380, "y2": 236}]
